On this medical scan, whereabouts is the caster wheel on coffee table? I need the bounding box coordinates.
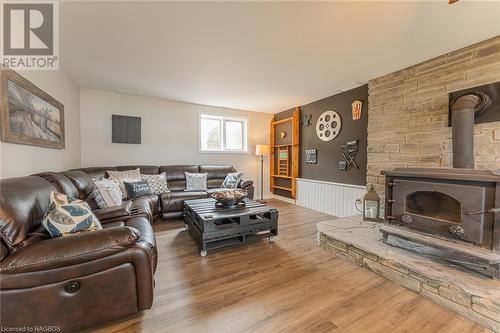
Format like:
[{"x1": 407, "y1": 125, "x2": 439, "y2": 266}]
[
  {"x1": 200, "y1": 250, "x2": 207, "y2": 257},
  {"x1": 268, "y1": 236, "x2": 274, "y2": 242}
]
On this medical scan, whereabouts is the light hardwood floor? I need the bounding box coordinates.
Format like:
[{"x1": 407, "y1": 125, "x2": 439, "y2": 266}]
[{"x1": 94, "y1": 199, "x2": 490, "y2": 333}]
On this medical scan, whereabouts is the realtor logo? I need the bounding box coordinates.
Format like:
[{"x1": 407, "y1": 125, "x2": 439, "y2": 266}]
[{"x1": 1, "y1": 1, "x2": 59, "y2": 70}]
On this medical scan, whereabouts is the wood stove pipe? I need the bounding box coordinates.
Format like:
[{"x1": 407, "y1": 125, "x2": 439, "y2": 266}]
[{"x1": 451, "y1": 92, "x2": 491, "y2": 168}]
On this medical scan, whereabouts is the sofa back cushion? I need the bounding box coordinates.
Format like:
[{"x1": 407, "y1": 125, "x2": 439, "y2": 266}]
[
  {"x1": 35, "y1": 172, "x2": 80, "y2": 198},
  {"x1": 0, "y1": 176, "x2": 55, "y2": 249},
  {"x1": 62, "y1": 170, "x2": 95, "y2": 201},
  {"x1": 199, "y1": 165, "x2": 237, "y2": 189},
  {"x1": 69, "y1": 167, "x2": 117, "y2": 180},
  {"x1": 116, "y1": 165, "x2": 159, "y2": 175},
  {"x1": 159, "y1": 165, "x2": 199, "y2": 191}
]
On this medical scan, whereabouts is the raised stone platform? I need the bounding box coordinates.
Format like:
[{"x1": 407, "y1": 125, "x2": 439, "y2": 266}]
[{"x1": 317, "y1": 216, "x2": 500, "y2": 332}]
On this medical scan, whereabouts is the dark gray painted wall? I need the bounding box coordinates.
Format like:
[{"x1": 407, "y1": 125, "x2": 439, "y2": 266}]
[{"x1": 275, "y1": 84, "x2": 368, "y2": 188}]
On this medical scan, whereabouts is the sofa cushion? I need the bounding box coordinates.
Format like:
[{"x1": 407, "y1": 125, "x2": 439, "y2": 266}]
[
  {"x1": 116, "y1": 165, "x2": 159, "y2": 175},
  {"x1": 93, "y1": 201, "x2": 133, "y2": 223},
  {"x1": 0, "y1": 176, "x2": 56, "y2": 249},
  {"x1": 42, "y1": 192, "x2": 102, "y2": 238},
  {"x1": 199, "y1": 165, "x2": 237, "y2": 179},
  {"x1": 159, "y1": 165, "x2": 199, "y2": 181},
  {"x1": 62, "y1": 170, "x2": 95, "y2": 200},
  {"x1": 207, "y1": 178, "x2": 224, "y2": 189},
  {"x1": 161, "y1": 191, "x2": 208, "y2": 214},
  {"x1": 0, "y1": 226, "x2": 139, "y2": 273},
  {"x1": 35, "y1": 172, "x2": 80, "y2": 198},
  {"x1": 69, "y1": 167, "x2": 117, "y2": 180}
]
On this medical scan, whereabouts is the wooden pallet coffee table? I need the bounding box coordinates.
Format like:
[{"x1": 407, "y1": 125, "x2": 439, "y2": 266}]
[{"x1": 183, "y1": 198, "x2": 279, "y2": 256}]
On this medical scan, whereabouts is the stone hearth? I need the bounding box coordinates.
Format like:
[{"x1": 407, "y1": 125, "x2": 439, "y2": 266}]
[{"x1": 317, "y1": 216, "x2": 500, "y2": 332}]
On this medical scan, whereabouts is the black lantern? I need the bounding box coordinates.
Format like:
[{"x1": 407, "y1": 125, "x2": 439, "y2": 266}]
[{"x1": 356, "y1": 185, "x2": 382, "y2": 222}]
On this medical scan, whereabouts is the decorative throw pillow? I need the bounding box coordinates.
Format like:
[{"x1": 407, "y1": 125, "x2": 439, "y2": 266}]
[
  {"x1": 141, "y1": 173, "x2": 169, "y2": 195},
  {"x1": 222, "y1": 172, "x2": 243, "y2": 189},
  {"x1": 124, "y1": 180, "x2": 152, "y2": 199},
  {"x1": 185, "y1": 172, "x2": 208, "y2": 191},
  {"x1": 42, "y1": 192, "x2": 102, "y2": 238},
  {"x1": 107, "y1": 168, "x2": 141, "y2": 199},
  {"x1": 91, "y1": 178, "x2": 123, "y2": 208}
]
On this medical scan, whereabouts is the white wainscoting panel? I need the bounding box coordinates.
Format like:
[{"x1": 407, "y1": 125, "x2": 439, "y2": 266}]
[{"x1": 296, "y1": 178, "x2": 366, "y2": 217}]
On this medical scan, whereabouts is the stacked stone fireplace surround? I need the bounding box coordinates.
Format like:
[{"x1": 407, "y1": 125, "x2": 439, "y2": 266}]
[
  {"x1": 366, "y1": 36, "x2": 500, "y2": 197},
  {"x1": 319, "y1": 36, "x2": 500, "y2": 331}
]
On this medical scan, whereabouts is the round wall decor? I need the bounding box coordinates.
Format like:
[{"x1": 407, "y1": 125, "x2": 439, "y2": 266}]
[{"x1": 316, "y1": 110, "x2": 341, "y2": 141}]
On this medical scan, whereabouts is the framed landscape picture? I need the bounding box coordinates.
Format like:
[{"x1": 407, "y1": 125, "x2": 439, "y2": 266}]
[{"x1": 0, "y1": 69, "x2": 65, "y2": 149}]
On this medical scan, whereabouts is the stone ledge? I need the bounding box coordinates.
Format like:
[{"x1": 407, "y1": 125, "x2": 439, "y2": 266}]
[{"x1": 317, "y1": 216, "x2": 500, "y2": 332}]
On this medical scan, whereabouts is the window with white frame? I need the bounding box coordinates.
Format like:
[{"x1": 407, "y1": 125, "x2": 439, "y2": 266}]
[{"x1": 200, "y1": 114, "x2": 248, "y2": 152}]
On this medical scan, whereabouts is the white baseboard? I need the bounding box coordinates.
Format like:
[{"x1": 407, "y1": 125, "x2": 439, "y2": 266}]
[{"x1": 269, "y1": 194, "x2": 296, "y2": 204}]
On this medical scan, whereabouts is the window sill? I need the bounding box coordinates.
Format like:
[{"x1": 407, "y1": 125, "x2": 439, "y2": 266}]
[{"x1": 198, "y1": 150, "x2": 250, "y2": 155}]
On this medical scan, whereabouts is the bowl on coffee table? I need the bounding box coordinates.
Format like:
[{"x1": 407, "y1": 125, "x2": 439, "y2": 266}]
[{"x1": 211, "y1": 189, "x2": 247, "y2": 208}]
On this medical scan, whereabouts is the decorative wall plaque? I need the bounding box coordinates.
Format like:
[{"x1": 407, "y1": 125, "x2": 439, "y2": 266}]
[
  {"x1": 352, "y1": 100, "x2": 363, "y2": 120},
  {"x1": 316, "y1": 110, "x2": 341, "y2": 142}
]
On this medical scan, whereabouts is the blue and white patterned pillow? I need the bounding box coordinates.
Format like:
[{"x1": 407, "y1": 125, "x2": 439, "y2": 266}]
[
  {"x1": 222, "y1": 172, "x2": 243, "y2": 189},
  {"x1": 42, "y1": 192, "x2": 102, "y2": 238}
]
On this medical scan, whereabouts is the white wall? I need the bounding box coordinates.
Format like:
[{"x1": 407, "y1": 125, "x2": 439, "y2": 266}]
[
  {"x1": 0, "y1": 70, "x2": 81, "y2": 178},
  {"x1": 80, "y1": 89, "x2": 273, "y2": 198}
]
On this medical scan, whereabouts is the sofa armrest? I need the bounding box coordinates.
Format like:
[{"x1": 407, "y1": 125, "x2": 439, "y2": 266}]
[
  {"x1": 239, "y1": 179, "x2": 254, "y2": 189},
  {"x1": 93, "y1": 201, "x2": 133, "y2": 223},
  {"x1": 0, "y1": 227, "x2": 140, "y2": 274}
]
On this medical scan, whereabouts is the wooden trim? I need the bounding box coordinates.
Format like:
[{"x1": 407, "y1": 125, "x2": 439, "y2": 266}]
[
  {"x1": 271, "y1": 185, "x2": 292, "y2": 191},
  {"x1": 272, "y1": 175, "x2": 292, "y2": 179},
  {"x1": 0, "y1": 69, "x2": 65, "y2": 149},
  {"x1": 291, "y1": 107, "x2": 300, "y2": 198},
  {"x1": 269, "y1": 117, "x2": 275, "y2": 193},
  {"x1": 272, "y1": 116, "x2": 293, "y2": 125}
]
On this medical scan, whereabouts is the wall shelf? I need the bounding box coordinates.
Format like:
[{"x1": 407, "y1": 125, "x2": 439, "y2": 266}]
[
  {"x1": 271, "y1": 174, "x2": 292, "y2": 179},
  {"x1": 270, "y1": 107, "x2": 300, "y2": 198}
]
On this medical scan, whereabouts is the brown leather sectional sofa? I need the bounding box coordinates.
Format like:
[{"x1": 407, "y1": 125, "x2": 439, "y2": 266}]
[{"x1": 0, "y1": 164, "x2": 253, "y2": 332}]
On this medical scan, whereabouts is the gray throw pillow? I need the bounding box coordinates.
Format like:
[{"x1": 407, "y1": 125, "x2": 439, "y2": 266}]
[
  {"x1": 222, "y1": 172, "x2": 243, "y2": 189},
  {"x1": 185, "y1": 172, "x2": 208, "y2": 191}
]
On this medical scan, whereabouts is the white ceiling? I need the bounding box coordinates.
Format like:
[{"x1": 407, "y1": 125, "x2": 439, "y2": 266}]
[{"x1": 60, "y1": 1, "x2": 500, "y2": 113}]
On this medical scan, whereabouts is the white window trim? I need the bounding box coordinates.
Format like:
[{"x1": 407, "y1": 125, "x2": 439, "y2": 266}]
[{"x1": 198, "y1": 112, "x2": 249, "y2": 154}]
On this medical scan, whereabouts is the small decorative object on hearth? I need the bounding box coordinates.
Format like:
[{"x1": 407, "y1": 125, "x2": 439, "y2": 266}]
[
  {"x1": 211, "y1": 189, "x2": 247, "y2": 208},
  {"x1": 351, "y1": 100, "x2": 363, "y2": 120},
  {"x1": 355, "y1": 185, "x2": 382, "y2": 222}
]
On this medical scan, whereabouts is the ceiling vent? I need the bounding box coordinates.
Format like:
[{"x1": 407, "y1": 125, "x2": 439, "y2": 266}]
[
  {"x1": 333, "y1": 81, "x2": 365, "y2": 94},
  {"x1": 116, "y1": 89, "x2": 144, "y2": 96}
]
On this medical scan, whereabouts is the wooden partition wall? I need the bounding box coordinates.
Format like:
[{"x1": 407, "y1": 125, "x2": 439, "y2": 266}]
[{"x1": 270, "y1": 107, "x2": 300, "y2": 198}]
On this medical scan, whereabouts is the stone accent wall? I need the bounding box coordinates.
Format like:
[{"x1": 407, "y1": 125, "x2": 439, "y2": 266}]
[{"x1": 367, "y1": 36, "x2": 500, "y2": 196}]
